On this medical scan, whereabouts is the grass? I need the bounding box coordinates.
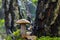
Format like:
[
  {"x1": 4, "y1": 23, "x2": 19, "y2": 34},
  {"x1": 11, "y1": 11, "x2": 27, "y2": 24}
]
[{"x1": 37, "y1": 36, "x2": 60, "y2": 40}]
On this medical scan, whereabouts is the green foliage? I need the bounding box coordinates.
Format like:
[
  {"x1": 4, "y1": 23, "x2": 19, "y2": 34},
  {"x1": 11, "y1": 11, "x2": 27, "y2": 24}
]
[
  {"x1": 13, "y1": 29, "x2": 21, "y2": 37},
  {"x1": 13, "y1": 29, "x2": 23, "y2": 40},
  {"x1": 32, "y1": 0, "x2": 38, "y2": 5},
  {"x1": 13, "y1": 29, "x2": 24, "y2": 40},
  {"x1": 0, "y1": 19, "x2": 5, "y2": 32},
  {"x1": 5, "y1": 36, "x2": 12, "y2": 40},
  {"x1": 6, "y1": 29, "x2": 23, "y2": 40},
  {"x1": 37, "y1": 36, "x2": 60, "y2": 40},
  {"x1": 0, "y1": 19, "x2": 5, "y2": 27}
]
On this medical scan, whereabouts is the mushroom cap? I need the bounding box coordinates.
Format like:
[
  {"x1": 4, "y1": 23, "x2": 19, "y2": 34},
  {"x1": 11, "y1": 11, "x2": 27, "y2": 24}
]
[
  {"x1": 26, "y1": 31, "x2": 32, "y2": 35},
  {"x1": 16, "y1": 19, "x2": 30, "y2": 24}
]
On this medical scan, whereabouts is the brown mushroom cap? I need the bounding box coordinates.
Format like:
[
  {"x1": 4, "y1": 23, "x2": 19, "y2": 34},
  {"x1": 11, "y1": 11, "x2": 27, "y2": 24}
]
[{"x1": 16, "y1": 19, "x2": 30, "y2": 24}]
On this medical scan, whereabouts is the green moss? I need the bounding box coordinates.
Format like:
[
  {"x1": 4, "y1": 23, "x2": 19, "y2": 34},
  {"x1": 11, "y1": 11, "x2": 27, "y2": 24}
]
[{"x1": 37, "y1": 36, "x2": 60, "y2": 40}]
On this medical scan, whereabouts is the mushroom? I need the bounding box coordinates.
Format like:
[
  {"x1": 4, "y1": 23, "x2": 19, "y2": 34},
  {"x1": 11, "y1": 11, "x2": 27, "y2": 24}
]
[
  {"x1": 16, "y1": 19, "x2": 30, "y2": 38},
  {"x1": 26, "y1": 31, "x2": 32, "y2": 36},
  {"x1": 26, "y1": 36, "x2": 37, "y2": 40}
]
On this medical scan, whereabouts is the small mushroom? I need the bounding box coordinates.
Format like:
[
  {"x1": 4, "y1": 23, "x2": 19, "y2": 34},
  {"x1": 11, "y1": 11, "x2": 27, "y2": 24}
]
[
  {"x1": 16, "y1": 19, "x2": 30, "y2": 38},
  {"x1": 26, "y1": 36, "x2": 37, "y2": 40},
  {"x1": 26, "y1": 31, "x2": 32, "y2": 36}
]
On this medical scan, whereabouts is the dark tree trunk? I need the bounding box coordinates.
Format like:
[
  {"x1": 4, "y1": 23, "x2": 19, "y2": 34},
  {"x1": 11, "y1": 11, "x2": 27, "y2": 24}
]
[
  {"x1": 4, "y1": 0, "x2": 10, "y2": 34},
  {"x1": 32, "y1": 0, "x2": 58, "y2": 37},
  {"x1": 50, "y1": 6, "x2": 60, "y2": 37},
  {"x1": 4, "y1": 0, "x2": 15, "y2": 34},
  {"x1": 50, "y1": 15, "x2": 59, "y2": 37},
  {"x1": 9, "y1": 0, "x2": 15, "y2": 32},
  {"x1": 32, "y1": 0, "x2": 48, "y2": 37}
]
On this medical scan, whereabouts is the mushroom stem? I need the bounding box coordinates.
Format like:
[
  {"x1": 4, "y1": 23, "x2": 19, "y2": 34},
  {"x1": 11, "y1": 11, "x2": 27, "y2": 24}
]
[{"x1": 21, "y1": 24, "x2": 26, "y2": 38}]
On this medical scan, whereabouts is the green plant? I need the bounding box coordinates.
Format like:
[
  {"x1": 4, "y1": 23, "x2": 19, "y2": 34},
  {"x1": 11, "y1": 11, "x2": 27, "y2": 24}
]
[
  {"x1": 6, "y1": 29, "x2": 23, "y2": 40},
  {"x1": 13, "y1": 29, "x2": 20, "y2": 37},
  {"x1": 37, "y1": 36, "x2": 60, "y2": 40},
  {"x1": 5, "y1": 35, "x2": 12, "y2": 40},
  {"x1": 0, "y1": 19, "x2": 5, "y2": 27},
  {"x1": 13, "y1": 29, "x2": 23, "y2": 40},
  {"x1": 0, "y1": 19, "x2": 5, "y2": 32},
  {"x1": 32, "y1": 0, "x2": 38, "y2": 5}
]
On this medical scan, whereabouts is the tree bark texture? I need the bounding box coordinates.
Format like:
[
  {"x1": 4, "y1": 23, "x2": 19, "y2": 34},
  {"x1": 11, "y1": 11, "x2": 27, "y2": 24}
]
[{"x1": 32, "y1": 0, "x2": 59, "y2": 37}]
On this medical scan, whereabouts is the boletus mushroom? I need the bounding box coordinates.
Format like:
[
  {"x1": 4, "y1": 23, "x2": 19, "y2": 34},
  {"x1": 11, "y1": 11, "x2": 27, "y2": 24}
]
[{"x1": 16, "y1": 19, "x2": 30, "y2": 38}]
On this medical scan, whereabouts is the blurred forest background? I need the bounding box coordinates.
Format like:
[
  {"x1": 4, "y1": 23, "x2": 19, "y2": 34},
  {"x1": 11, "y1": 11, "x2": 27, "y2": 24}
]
[{"x1": 0, "y1": 0, "x2": 60, "y2": 40}]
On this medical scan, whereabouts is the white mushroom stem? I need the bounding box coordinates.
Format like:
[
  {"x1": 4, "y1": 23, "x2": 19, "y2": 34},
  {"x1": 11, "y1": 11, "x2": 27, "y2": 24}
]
[{"x1": 21, "y1": 24, "x2": 26, "y2": 37}]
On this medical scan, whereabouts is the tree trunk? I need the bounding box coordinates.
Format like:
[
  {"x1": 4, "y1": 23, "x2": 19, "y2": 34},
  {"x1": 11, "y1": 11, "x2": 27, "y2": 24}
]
[
  {"x1": 50, "y1": 3, "x2": 60, "y2": 36},
  {"x1": 4, "y1": 0, "x2": 10, "y2": 34},
  {"x1": 9, "y1": 0, "x2": 15, "y2": 32},
  {"x1": 32, "y1": 0, "x2": 59, "y2": 37}
]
